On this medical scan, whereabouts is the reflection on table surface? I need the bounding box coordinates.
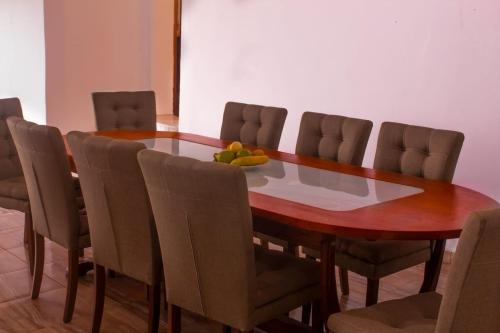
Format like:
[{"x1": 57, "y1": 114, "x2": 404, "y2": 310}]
[{"x1": 138, "y1": 138, "x2": 423, "y2": 211}]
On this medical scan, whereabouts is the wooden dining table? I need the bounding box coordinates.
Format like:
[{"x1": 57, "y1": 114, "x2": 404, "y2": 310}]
[{"x1": 68, "y1": 130, "x2": 497, "y2": 326}]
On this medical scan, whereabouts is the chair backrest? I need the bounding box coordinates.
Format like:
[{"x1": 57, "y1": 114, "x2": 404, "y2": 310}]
[
  {"x1": 0, "y1": 98, "x2": 23, "y2": 181},
  {"x1": 295, "y1": 112, "x2": 373, "y2": 166},
  {"x1": 92, "y1": 91, "x2": 157, "y2": 131},
  {"x1": 436, "y1": 208, "x2": 500, "y2": 333},
  {"x1": 138, "y1": 150, "x2": 256, "y2": 331},
  {"x1": 67, "y1": 132, "x2": 161, "y2": 285},
  {"x1": 7, "y1": 118, "x2": 81, "y2": 249},
  {"x1": 220, "y1": 101, "x2": 287, "y2": 150},
  {"x1": 374, "y1": 122, "x2": 464, "y2": 182}
]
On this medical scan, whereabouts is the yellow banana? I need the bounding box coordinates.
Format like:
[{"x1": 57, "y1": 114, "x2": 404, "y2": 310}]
[{"x1": 230, "y1": 155, "x2": 269, "y2": 166}]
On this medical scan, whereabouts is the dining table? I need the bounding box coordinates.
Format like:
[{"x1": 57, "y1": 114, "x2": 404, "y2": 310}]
[{"x1": 67, "y1": 130, "x2": 498, "y2": 326}]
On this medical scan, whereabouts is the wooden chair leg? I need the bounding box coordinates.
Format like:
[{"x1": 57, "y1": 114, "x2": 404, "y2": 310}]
[
  {"x1": 108, "y1": 269, "x2": 116, "y2": 278},
  {"x1": 31, "y1": 232, "x2": 44, "y2": 299},
  {"x1": 311, "y1": 299, "x2": 323, "y2": 333},
  {"x1": 168, "y1": 304, "x2": 181, "y2": 333},
  {"x1": 63, "y1": 249, "x2": 80, "y2": 323},
  {"x1": 163, "y1": 283, "x2": 168, "y2": 310},
  {"x1": 420, "y1": 240, "x2": 446, "y2": 293},
  {"x1": 25, "y1": 212, "x2": 35, "y2": 275},
  {"x1": 366, "y1": 278, "x2": 380, "y2": 306},
  {"x1": 91, "y1": 264, "x2": 106, "y2": 333},
  {"x1": 301, "y1": 303, "x2": 311, "y2": 325},
  {"x1": 339, "y1": 267, "x2": 349, "y2": 295},
  {"x1": 222, "y1": 325, "x2": 232, "y2": 333},
  {"x1": 147, "y1": 283, "x2": 161, "y2": 333}
]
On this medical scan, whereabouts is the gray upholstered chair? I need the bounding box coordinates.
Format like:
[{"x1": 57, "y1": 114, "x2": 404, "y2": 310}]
[
  {"x1": 261, "y1": 110, "x2": 373, "y2": 263},
  {"x1": 295, "y1": 112, "x2": 373, "y2": 165},
  {"x1": 0, "y1": 98, "x2": 34, "y2": 273},
  {"x1": 92, "y1": 91, "x2": 157, "y2": 131},
  {"x1": 285, "y1": 112, "x2": 373, "y2": 323},
  {"x1": 138, "y1": 150, "x2": 322, "y2": 333},
  {"x1": 67, "y1": 132, "x2": 162, "y2": 333},
  {"x1": 328, "y1": 207, "x2": 500, "y2": 333},
  {"x1": 336, "y1": 122, "x2": 465, "y2": 306},
  {"x1": 220, "y1": 101, "x2": 287, "y2": 150},
  {"x1": 7, "y1": 118, "x2": 90, "y2": 323}
]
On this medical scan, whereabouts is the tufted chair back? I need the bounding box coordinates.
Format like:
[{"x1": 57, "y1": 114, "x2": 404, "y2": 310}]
[
  {"x1": 295, "y1": 112, "x2": 373, "y2": 166},
  {"x1": 374, "y1": 122, "x2": 464, "y2": 182},
  {"x1": 92, "y1": 91, "x2": 157, "y2": 131},
  {"x1": 436, "y1": 208, "x2": 500, "y2": 333},
  {"x1": 138, "y1": 150, "x2": 256, "y2": 330},
  {"x1": 0, "y1": 98, "x2": 23, "y2": 181},
  {"x1": 220, "y1": 102, "x2": 287, "y2": 150},
  {"x1": 67, "y1": 131, "x2": 161, "y2": 285},
  {"x1": 7, "y1": 118, "x2": 82, "y2": 249}
]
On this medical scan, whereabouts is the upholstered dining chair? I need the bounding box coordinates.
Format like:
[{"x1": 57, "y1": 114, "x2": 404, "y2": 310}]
[
  {"x1": 336, "y1": 122, "x2": 465, "y2": 306},
  {"x1": 0, "y1": 98, "x2": 35, "y2": 273},
  {"x1": 67, "y1": 132, "x2": 162, "y2": 333},
  {"x1": 138, "y1": 150, "x2": 323, "y2": 333},
  {"x1": 279, "y1": 112, "x2": 373, "y2": 323},
  {"x1": 295, "y1": 112, "x2": 373, "y2": 165},
  {"x1": 92, "y1": 91, "x2": 157, "y2": 131},
  {"x1": 263, "y1": 111, "x2": 373, "y2": 253},
  {"x1": 7, "y1": 118, "x2": 90, "y2": 323},
  {"x1": 220, "y1": 101, "x2": 288, "y2": 150},
  {"x1": 328, "y1": 207, "x2": 500, "y2": 333}
]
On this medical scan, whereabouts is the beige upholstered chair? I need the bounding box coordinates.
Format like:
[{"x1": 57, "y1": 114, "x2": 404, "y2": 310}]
[
  {"x1": 0, "y1": 98, "x2": 35, "y2": 273},
  {"x1": 296, "y1": 112, "x2": 373, "y2": 165},
  {"x1": 328, "y1": 207, "x2": 500, "y2": 333},
  {"x1": 92, "y1": 91, "x2": 157, "y2": 131},
  {"x1": 220, "y1": 101, "x2": 287, "y2": 150},
  {"x1": 287, "y1": 112, "x2": 373, "y2": 322},
  {"x1": 336, "y1": 122, "x2": 465, "y2": 306},
  {"x1": 67, "y1": 132, "x2": 162, "y2": 333},
  {"x1": 138, "y1": 150, "x2": 322, "y2": 333},
  {"x1": 264, "y1": 111, "x2": 373, "y2": 261},
  {"x1": 7, "y1": 118, "x2": 90, "y2": 323}
]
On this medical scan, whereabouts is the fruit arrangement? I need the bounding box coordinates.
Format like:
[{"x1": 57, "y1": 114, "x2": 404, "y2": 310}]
[{"x1": 214, "y1": 141, "x2": 269, "y2": 166}]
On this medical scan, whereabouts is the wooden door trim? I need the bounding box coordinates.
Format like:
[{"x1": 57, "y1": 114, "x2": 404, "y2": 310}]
[{"x1": 172, "y1": 0, "x2": 182, "y2": 116}]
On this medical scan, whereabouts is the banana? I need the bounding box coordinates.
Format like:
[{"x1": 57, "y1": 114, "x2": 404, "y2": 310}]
[{"x1": 230, "y1": 155, "x2": 269, "y2": 166}]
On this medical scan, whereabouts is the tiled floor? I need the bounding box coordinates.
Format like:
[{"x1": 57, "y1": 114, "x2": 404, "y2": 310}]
[
  {"x1": 157, "y1": 114, "x2": 179, "y2": 132},
  {"x1": 0, "y1": 208, "x2": 448, "y2": 332}
]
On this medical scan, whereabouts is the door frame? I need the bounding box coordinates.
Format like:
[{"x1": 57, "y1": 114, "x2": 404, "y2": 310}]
[{"x1": 172, "y1": 0, "x2": 182, "y2": 116}]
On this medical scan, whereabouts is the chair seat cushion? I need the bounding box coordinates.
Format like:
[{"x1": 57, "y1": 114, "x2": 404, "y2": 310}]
[
  {"x1": 254, "y1": 246, "x2": 320, "y2": 307},
  {"x1": 0, "y1": 176, "x2": 28, "y2": 200},
  {"x1": 328, "y1": 292, "x2": 441, "y2": 333},
  {"x1": 336, "y1": 239, "x2": 431, "y2": 264},
  {"x1": 335, "y1": 239, "x2": 432, "y2": 278}
]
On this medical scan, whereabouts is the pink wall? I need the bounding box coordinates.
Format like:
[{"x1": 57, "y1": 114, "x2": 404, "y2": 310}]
[
  {"x1": 179, "y1": 0, "x2": 500, "y2": 206},
  {"x1": 44, "y1": 0, "x2": 174, "y2": 133},
  {"x1": 0, "y1": 0, "x2": 45, "y2": 123}
]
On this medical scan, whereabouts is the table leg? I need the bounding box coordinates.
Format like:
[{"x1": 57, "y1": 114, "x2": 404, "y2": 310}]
[
  {"x1": 320, "y1": 238, "x2": 340, "y2": 326},
  {"x1": 420, "y1": 239, "x2": 446, "y2": 293}
]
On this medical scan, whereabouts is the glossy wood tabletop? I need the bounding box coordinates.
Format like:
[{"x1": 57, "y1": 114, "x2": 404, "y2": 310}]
[{"x1": 72, "y1": 130, "x2": 497, "y2": 241}]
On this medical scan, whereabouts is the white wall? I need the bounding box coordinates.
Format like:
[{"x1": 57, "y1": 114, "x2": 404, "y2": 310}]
[
  {"x1": 44, "y1": 0, "x2": 174, "y2": 133},
  {"x1": 179, "y1": 0, "x2": 500, "y2": 205},
  {"x1": 0, "y1": 0, "x2": 46, "y2": 123}
]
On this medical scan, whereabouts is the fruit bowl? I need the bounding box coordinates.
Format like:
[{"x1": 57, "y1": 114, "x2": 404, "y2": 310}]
[{"x1": 213, "y1": 141, "x2": 269, "y2": 167}]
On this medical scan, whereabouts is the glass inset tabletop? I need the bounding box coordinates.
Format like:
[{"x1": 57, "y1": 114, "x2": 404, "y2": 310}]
[{"x1": 138, "y1": 138, "x2": 423, "y2": 212}]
